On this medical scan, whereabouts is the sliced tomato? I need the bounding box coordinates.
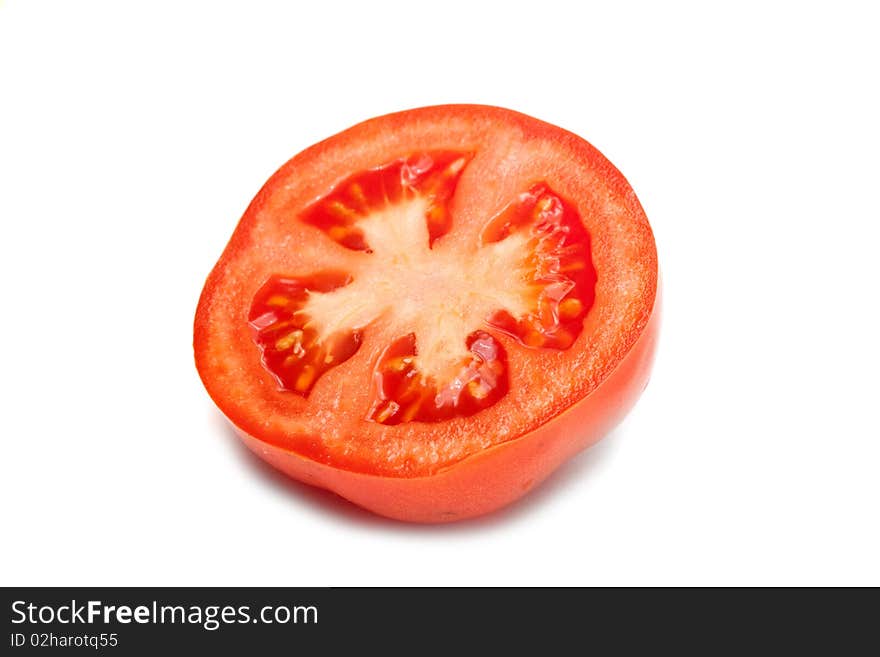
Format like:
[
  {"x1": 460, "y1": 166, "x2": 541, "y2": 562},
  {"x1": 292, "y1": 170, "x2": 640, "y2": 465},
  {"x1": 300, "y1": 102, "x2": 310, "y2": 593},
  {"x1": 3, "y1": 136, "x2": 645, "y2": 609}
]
[{"x1": 194, "y1": 105, "x2": 659, "y2": 522}]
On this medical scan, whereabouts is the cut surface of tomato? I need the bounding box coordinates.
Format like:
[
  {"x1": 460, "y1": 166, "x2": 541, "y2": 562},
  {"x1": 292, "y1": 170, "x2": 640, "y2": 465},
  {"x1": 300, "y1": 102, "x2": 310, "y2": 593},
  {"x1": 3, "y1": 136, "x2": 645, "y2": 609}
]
[{"x1": 194, "y1": 105, "x2": 659, "y2": 522}]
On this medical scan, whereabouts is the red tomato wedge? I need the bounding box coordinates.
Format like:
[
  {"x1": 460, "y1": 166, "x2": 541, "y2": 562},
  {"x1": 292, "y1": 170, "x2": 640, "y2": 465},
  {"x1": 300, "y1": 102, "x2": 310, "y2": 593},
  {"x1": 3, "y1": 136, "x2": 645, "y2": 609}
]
[{"x1": 194, "y1": 105, "x2": 659, "y2": 522}]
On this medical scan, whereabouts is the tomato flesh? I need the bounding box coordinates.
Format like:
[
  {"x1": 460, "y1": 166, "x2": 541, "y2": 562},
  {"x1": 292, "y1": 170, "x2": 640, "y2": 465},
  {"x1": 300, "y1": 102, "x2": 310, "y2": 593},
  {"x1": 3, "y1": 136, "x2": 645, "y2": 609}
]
[{"x1": 194, "y1": 105, "x2": 659, "y2": 520}]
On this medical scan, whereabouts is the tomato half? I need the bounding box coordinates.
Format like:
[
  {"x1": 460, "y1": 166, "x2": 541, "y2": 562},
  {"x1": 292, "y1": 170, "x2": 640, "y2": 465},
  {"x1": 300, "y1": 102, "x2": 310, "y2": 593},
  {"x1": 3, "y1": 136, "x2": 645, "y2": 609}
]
[{"x1": 194, "y1": 105, "x2": 659, "y2": 522}]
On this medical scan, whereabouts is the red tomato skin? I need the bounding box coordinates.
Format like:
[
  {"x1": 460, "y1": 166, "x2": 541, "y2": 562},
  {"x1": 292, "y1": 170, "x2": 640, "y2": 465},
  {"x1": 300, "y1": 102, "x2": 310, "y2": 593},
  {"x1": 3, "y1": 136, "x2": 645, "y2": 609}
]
[
  {"x1": 196, "y1": 105, "x2": 660, "y2": 522},
  {"x1": 233, "y1": 287, "x2": 659, "y2": 523}
]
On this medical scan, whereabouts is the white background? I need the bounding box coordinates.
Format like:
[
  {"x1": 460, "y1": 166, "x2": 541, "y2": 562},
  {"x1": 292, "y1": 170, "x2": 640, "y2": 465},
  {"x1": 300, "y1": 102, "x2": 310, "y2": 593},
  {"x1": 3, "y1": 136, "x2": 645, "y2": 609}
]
[{"x1": 1, "y1": 1, "x2": 878, "y2": 586}]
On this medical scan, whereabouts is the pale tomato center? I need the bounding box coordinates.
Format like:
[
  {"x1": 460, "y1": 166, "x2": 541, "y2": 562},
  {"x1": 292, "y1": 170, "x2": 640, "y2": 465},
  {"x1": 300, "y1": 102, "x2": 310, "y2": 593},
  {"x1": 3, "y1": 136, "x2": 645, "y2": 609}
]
[{"x1": 248, "y1": 152, "x2": 596, "y2": 424}]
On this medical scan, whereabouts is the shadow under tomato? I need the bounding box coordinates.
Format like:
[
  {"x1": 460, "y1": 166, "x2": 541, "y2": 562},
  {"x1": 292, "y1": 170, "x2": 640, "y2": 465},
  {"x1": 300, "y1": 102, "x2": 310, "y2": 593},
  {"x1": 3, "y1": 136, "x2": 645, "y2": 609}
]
[{"x1": 216, "y1": 411, "x2": 620, "y2": 532}]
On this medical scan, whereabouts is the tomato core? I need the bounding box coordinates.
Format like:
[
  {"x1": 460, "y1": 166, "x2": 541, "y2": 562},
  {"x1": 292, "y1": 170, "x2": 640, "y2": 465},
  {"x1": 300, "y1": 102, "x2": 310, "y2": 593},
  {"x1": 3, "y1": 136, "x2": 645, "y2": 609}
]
[{"x1": 247, "y1": 151, "x2": 596, "y2": 424}]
